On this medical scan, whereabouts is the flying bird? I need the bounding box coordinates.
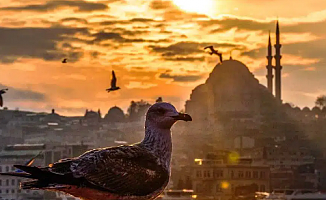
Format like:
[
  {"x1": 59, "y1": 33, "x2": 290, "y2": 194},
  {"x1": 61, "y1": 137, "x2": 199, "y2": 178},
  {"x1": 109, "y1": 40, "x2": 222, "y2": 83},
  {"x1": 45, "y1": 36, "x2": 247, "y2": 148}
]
[
  {"x1": 204, "y1": 46, "x2": 223, "y2": 63},
  {"x1": 0, "y1": 102, "x2": 192, "y2": 200},
  {"x1": 106, "y1": 70, "x2": 120, "y2": 92},
  {"x1": 62, "y1": 58, "x2": 67, "y2": 63},
  {"x1": 0, "y1": 88, "x2": 8, "y2": 107},
  {"x1": 204, "y1": 46, "x2": 218, "y2": 55}
]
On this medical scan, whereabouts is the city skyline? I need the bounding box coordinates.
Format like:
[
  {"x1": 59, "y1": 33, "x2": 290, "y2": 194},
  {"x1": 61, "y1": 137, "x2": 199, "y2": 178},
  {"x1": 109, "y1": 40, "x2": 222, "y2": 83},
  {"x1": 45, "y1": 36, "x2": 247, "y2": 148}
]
[{"x1": 1, "y1": 0, "x2": 326, "y2": 115}]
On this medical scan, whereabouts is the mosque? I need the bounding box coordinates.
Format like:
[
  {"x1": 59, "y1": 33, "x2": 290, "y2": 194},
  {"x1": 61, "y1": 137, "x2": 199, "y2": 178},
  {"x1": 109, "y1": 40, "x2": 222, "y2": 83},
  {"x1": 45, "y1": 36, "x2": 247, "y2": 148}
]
[{"x1": 182, "y1": 21, "x2": 326, "y2": 156}]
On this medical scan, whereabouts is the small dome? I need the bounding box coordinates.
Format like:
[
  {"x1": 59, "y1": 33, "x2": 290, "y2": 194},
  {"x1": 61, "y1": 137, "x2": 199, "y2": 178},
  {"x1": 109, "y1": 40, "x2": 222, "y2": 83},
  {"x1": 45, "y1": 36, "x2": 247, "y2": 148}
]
[
  {"x1": 302, "y1": 107, "x2": 310, "y2": 113},
  {"x1": 312, "y1": 106, "x2": 321, "y2": 114},
  {"x1": 104, "y1": 106, "x2": 125, "y2": 122},
  {"x1": 283, "y1": 103, "x2": 292, "y2": 109},
  {"x1": 84, "y1": 110, "x2": 99, "y2": 119}
]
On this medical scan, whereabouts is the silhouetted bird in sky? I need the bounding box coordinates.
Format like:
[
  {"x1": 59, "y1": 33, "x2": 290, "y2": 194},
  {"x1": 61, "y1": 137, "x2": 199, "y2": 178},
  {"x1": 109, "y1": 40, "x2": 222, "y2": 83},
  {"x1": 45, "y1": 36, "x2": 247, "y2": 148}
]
[
  {"x1": 0, "y1": 88, "x2": 8, "y2": 107},
  {"x1": 204, "y1": 46, "x2": 223, "y2": 63},
  {"x1": 62, "y1": 58, "x2": 67, "y2": 63},
  {"x1": 106, "y1": 70, "x2": 120, "y2": 92},
  {"x1": 0, "y1": 102, "x2": 192, "y2": 200}
]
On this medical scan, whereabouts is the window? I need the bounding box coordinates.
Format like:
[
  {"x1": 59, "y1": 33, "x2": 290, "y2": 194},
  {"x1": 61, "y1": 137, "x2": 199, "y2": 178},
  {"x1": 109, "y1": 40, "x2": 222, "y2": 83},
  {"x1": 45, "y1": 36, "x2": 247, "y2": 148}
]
[
  {"x1": 204, "y1": 170, "x2": 210, "y2": 177},
  {"x1": 238, "y1": 171, "x2": 244, "y2": 178},
  {"x1": 6, "y1": 189, "x2": 9, "y2": 194},
  {"x1": 260, "y1": 171, "x2": 266, "y2": 179},
  {"x1": 17, "y1": 179, "x2": 21, "y2": 186},
  {"x1": 5, "y1": 166, "x2": 9, "y2": 172},
  {"x1": 11, "y1": 179, "x2": 15, "y2": 186},
  {"x1": 0, "y1": 180, "x2": 2, "y2": 186},
  {"x1": 6, "y1": 179, "x2": 9, "y2": 186},
  {"x1": 214, "y1": 170, "x2": 223, "y2": 178},
  {"x1": 11, "y1": 189, "x2": 14, "y2": 193},
  {"x1": 231, "y1": 170, "x2": 234, "y2": 178},
  {"x1": 260, "y1": 185, "x2": 266, "y2": 192},
  {"x1": 253, "y1": 171, "x2": 258, "y2": 178},
  {"x1": 0, "y1": 166, "x2": 2, "y2": 172},
  {"x1": 196, "y1": 170, "x2": 202, "y2": 178},
  {"x1": 245, "y1": 171, "x2": 251, "y2": 178}
]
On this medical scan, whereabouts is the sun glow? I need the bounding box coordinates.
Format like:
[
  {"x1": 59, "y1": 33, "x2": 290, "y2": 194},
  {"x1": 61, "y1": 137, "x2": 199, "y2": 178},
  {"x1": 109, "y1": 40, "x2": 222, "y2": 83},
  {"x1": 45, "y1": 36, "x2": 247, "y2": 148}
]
[{"x1": 172, "y1": 0, "x2": 214, "y2": 15}]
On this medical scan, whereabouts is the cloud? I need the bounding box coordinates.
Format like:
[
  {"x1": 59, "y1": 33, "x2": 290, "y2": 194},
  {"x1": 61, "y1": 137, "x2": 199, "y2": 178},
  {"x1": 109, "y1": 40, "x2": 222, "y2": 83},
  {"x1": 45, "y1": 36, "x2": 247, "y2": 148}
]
[
  {"x1": 60, "y1": 17, "x2": 88, "y2": 24},
  {"x1": 0, "y1": 0, "x2": 109, "y2": 12},
  {"x1": 149, "y1": 41, "x2": 242, "y2": 58},
  {"x1": 0, "y1": 27, "x2": 88, "y2": 63},
  {"x1": 92, "y1": 31, "x2": 170, "y2": 44},
  {"x1": 0, "y1": 83, "x2": 46, "y2": 103},
  {"x1": 159, "y1": 72, "x2": 203, "y2": 82},
  {"x1": 149, "y1": 0, "x2": 208, "y2": 20},
  {"x1": 165, "y1": 56, "x2": 205, "y2": 62}
]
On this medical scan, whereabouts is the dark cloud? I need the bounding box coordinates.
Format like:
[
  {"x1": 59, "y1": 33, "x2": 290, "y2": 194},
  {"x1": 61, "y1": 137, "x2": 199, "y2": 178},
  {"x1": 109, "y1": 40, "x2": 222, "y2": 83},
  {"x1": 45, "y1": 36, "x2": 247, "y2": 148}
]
[
  {"x1": 60, "y1": 17, "x2": 88, "y2": 24},
  {"x1": 204, "y1": 17, "x2": 274, "y2": 33},
  {"x1": 165, "y1": 56, "x2": 205, "y2": 62},
  {"x1": 150, "y1": 0, "x2": 173, "y2": 10},
  {"x1": 149, "y1": 41, "x2": 242, "y2": 57},
  {"x1": 92, "y1": 31, "x2": 171, "y2": 44},
  {"x1": 0, "y1": 27, "x2": 88, "y2": 63},
  {"x1": 0, "y1": 84, "x2": 46, "y2": 102},
  {"x1": 159, "y1": 72, "x2": 203, "y2": 82},
  {"x1": 111, "y1": 28, "x2": 150, "y2": 36},
  {"x1": 130, "y1": 18, "x2": 155, "y2": 23},
  {"x1": 0, "y1": 0, "x2": 109, "y2": 12}
]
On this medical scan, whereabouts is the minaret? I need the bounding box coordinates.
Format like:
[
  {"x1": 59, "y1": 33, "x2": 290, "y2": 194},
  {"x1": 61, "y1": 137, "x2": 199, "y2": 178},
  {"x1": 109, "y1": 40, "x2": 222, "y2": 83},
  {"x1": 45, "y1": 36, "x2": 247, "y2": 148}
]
[
  {"x1": 274, "y1": 20, "x2": 282, "y2": 101},
  {"x1": 266, "y1": 31, "x2": 273, "y2": 94}
]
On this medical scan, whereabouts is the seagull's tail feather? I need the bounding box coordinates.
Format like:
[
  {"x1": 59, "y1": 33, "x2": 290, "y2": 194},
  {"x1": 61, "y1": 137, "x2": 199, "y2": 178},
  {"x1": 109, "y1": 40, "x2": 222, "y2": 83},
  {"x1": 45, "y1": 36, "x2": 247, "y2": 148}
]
[
  {"x1": 2, "y1": 165, "x2": 76, "y2": 190},
  {"x1": 20, "y1": 180, "x2": 47, "y2": 190},
  {"x1": 0, "y1": 172, "x2": 32, "y2": 178}
]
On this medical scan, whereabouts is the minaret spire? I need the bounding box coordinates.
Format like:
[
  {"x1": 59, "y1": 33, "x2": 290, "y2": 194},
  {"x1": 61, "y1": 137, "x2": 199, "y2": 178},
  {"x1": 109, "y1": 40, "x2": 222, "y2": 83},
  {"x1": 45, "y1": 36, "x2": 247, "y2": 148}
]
[
  {"x1": 266, "y1": 31, "x2": 273, "y2": 94},
  {"x1": 274, "y1": 20, "x2": 282, "y2": 102}
]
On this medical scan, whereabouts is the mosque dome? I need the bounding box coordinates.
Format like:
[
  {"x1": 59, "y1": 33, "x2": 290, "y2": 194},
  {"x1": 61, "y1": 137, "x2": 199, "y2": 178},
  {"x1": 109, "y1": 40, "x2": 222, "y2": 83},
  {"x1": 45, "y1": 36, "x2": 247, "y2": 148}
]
[{"x1": 104, "y1": 106, "x2": 125, "y2": 122}]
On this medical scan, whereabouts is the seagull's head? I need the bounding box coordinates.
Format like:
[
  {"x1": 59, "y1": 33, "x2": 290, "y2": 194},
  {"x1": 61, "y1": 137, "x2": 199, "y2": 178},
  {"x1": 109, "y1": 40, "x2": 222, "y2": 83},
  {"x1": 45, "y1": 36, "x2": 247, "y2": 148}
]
[{"x1": 146, "y1": 102, "x2": 192, "y2": 129}]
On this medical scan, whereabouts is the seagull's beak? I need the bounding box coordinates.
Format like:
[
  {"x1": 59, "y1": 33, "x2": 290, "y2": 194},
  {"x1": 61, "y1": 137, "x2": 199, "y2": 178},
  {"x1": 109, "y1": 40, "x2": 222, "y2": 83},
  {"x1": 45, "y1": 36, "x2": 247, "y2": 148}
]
[{"x1": 171, "y1": 113, "x2": 192, "y2": 122}]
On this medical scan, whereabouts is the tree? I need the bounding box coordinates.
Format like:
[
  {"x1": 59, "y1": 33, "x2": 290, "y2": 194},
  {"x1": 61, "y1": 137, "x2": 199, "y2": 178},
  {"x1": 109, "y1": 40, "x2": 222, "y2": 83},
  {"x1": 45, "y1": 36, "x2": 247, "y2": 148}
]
[
  {"x1": 127, "y1": 100, "x2": 152, "y2": 121},
  {"x1": 315, "y1": 95, "x2": 326, "y2": 108}
]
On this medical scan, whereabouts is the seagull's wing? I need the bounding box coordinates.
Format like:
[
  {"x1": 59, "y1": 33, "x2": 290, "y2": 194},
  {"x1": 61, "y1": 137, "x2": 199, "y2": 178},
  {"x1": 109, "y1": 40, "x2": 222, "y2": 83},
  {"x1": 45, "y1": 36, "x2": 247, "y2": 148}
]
[
  {"x1": 111, "y1": 70, "x2": 117, "y2": 88},
  {"x1": 204, "y1": 45, "x2": 213, "y2": 50},
  {"x1": 0, "y1": 95, "x2": 3, "y2": 107},
  {"x1": 71, "y1": 145, "x2": 169, "y2": 196}
]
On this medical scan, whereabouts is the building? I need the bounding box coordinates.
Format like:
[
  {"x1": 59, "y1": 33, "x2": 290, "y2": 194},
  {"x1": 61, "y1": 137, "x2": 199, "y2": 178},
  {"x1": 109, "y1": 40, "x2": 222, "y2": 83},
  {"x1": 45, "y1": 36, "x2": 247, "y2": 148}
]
[
  {"x1": 251, "y1": 145, "x2": 318, "y2": 190},
  {"x1": 190, "y1": 155, "x2": 270, "y2": 200},
  {"x1": 0, "y1": 143, "x2": 88, "y2": 200}
]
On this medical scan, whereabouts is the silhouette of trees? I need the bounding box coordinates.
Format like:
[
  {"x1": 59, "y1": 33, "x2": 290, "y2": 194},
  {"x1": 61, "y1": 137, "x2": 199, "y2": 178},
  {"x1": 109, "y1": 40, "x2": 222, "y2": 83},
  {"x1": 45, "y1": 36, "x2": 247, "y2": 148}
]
[
  {"x1": 315, "y1": 95, "x2": 326, "y2": 108},
  {"x1": 127, "y1": 100, "x2": 151, "y2": 121}
]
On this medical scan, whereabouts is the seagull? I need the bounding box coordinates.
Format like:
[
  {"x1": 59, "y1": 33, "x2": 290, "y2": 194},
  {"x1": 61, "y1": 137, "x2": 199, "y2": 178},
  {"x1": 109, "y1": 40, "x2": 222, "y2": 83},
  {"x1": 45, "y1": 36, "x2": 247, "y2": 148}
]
[
  {"x1": 204, "y1": 46, "x2": 223, "y2": 63},
  {"x1": 62, "y1": 58, "x2": 67, "y2": 63},
  {"x1": 106, "y1": 70, "x2": 120, "y2": 92},
  {"x1": 0, "y1": 88, "x2": 8, "y2": 107},
  {"x1": 0, "y1": 102, "x2": 192, "y2": 200}
]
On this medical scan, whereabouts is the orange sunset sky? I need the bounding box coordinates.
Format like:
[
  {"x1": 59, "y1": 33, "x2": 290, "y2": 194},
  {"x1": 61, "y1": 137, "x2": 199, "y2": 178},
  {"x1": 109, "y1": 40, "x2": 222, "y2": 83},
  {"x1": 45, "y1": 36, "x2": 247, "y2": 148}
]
[{"x1": 0, "y1": 0, "x2": 326, "y2": 116}]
